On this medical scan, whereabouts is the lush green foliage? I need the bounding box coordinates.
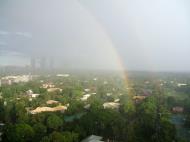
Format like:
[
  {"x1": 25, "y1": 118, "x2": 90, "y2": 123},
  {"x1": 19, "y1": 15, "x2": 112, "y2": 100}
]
[{"x1": 0, "y1": 72, "x2": 189, "y2": 141}]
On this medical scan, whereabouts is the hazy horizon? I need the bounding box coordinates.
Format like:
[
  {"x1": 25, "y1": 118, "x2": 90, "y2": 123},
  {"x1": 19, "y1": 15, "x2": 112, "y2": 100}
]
[{"x1": 0, "y1": 0, "x2": 190, "y2": 72}]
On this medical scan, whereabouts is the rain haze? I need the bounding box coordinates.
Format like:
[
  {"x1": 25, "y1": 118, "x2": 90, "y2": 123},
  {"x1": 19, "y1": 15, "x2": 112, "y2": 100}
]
[
  {"x1": 1, "y1": 1, "x2": 190, "y2": 141},
  {"x1": 0, "y1": 0, "x2": 190, "y2": 71}
]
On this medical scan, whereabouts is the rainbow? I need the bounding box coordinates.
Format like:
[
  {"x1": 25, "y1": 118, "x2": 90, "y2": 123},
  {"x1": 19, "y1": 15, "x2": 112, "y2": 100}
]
[{"x1": 76, "y1": 0, "x2": 134, "y2": 97}]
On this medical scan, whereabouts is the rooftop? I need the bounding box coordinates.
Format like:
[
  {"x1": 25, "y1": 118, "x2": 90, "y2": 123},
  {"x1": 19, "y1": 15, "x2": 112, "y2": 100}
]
[{"x1": 81, "y1": 135, "x2": 103, "y2": 142}]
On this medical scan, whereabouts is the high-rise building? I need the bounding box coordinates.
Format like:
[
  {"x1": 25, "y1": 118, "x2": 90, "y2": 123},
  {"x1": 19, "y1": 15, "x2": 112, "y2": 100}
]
[
  {"x1": 49, "y1": 57, "x2": 54, "y2": 69},
  {"x1": 40, "y1": 57, "x2": 47, "y2": 70},
  {"x1": 30, "y1": 57, "x2": 36, "y2": 71}
]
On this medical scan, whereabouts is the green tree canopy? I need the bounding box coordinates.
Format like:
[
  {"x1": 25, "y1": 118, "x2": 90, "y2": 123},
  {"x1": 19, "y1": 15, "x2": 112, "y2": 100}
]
[{"x1": 47, "y1": 114, "x2": 63, "y2": 130}]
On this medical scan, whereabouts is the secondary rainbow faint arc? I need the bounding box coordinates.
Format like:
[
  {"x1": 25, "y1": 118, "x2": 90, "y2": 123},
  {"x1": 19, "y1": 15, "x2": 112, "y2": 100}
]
[{"x1": 76, "y1": 0, "x2": 133, "y2": 96}]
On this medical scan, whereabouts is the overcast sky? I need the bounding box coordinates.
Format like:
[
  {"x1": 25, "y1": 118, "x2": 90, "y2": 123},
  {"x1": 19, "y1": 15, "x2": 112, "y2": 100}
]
[{"x1": 0, "y1": 0, "x2": 190, "y2": 71}]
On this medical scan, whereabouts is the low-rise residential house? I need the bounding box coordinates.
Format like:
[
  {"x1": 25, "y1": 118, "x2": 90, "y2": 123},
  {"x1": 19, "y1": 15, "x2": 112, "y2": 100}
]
[
  {"x1": 30, "y1": 94, "x2": 40, "y2": 98},
  {"x1": 47, "y1": 88, "x2": 62, "y2": 92},
  {"x1": 172, "y1": 106, "x2": 184, "y2": 113},
  {"x1": 3, "y1": 101, "x2": 7, "y2": 106},
  {"x1": 81, "y1": 94, "x2": 91, "y2": 101},
  {"x1": 93, "y1": 78, "x2": 97, "y2": 81},
  {"x1": 0, "y1": 123, "x2": 5, "y2": 127},
  {"x1": 133, "y1": 95, "x2": 146, "y2": 101},
  {"x1": 145, "y1": 81, "x2": 150, "y2": 84},
  {"x1": 84, "y1": 89, "x2": 90, "y2": 92},
  {"x1": 114, "y1": 99, "x2": 120, "y2": 103},
  {"x1": 84, "y1": 104, "x2": 91, "y2": 109},
  {"x1": 26, "y1": 90, "x2": 40, "y2": 98},
  {"x1": 16, "y1": 98, "x2": 21, "y2": 100},
  {"x1": 81, "y1": 135, "x2": 104, "y2": 142},
  {"x1": 26, "y1": 89, "x2": 33, "y2": 95},
  {"x1": 106, "y1": 93, "x2": 112, "y2": 96},
  {"x1": 103, "y1": 81, "x2": 108, "y2": 85},
  {"x1": 30, "y1": 105, "x2": 67, "y2": 114},
  {"x1": 46, "y1": 100, "x2": 59, "y2": 105},
  {"x1": 103, "y1": 102, "x2": 120, "y2": 109},
  {"x1": 90, "y1": 87, "x2": 97, "y2": 92}
]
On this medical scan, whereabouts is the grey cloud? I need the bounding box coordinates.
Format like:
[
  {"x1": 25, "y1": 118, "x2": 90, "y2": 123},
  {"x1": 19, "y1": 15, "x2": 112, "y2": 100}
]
[
  {"x1": 15, "y1": 32, "x2": 32, "y2": 38},
  {"x1": 0, "y1": 0, "x2": 190, "y2": 71},
  {"x1": 0, "y1": 41, "x2": 7, "y2": 46},
  {"x1": 0, "y1": 30, "x2": 9, "y2": 36}
]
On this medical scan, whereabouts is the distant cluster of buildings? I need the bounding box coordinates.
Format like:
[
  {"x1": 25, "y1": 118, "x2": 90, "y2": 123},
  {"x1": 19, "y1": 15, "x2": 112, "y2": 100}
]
[
  {"x1": 56, "y1": 74, "x2": 70, "y2": 77},
  {"x1": 144, "y1": 80, "x2": 189, "y2": 88},
  {"x1": 30, "y1": 57, "x2": 54, "y2": 72},
  {"x1": 177, "y1": 83, "x2": 187, "y2": 87},
  {"x1": 0, "y1": 75, "x2": 32, "y2": 86},
  {"x1": 24, "y1": 87, "x2": 68, "y2": 114},
  {"x1": 41, "y1": 82, "x2": 63, "y2": 92},
  {"x1": 41, "y1": 83, "x2": 55, "y2": 89}
]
